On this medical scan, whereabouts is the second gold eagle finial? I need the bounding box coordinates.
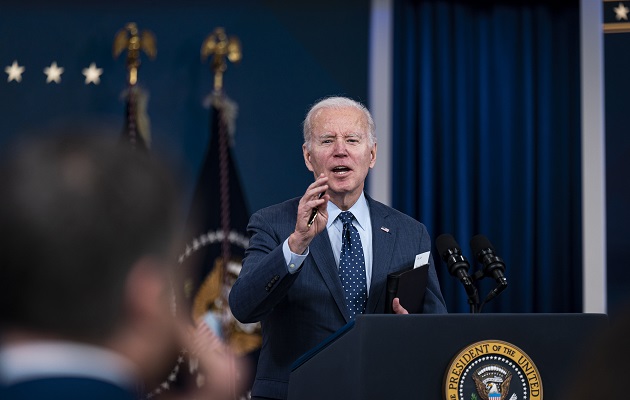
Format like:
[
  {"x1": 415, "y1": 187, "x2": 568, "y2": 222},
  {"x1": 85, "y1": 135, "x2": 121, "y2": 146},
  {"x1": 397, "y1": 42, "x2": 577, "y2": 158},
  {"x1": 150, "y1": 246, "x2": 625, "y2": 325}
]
[
  {"x1": 113, "y1": 22, "x2": 157, "y2": 86},
  {"x1": 201, "y1": 27, "x2": 241, "y2": 93}
]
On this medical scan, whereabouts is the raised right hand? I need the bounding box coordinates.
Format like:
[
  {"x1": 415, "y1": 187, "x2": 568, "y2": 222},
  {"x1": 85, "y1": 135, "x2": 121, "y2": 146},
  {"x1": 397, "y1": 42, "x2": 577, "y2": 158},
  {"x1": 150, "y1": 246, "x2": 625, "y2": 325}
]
[{"x1": 288, "y1": 173, "x2": 329, "y2": 254}]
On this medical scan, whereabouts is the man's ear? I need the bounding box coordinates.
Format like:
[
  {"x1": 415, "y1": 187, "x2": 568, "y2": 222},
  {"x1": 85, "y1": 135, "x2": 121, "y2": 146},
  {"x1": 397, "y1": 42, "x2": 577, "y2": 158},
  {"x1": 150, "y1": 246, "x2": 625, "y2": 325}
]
[
  {"x1": 303, "y1": 143, "x2": 314, "y2": 172},
  {"x1": 369, "y1": 143, "x2": 377, "y2": 169},
  {"x1": 112, "y1": 257, "x2": 180, "y2": 387}
]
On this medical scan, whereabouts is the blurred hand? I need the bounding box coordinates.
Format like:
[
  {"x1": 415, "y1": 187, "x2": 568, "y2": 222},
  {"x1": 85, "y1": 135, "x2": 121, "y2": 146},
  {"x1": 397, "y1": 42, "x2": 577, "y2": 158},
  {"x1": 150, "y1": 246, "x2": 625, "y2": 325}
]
[
  {"x1": 163, "y1": 319, "x2": 248, "y2": 400},
  {"x1": 189, "y1": 320, "x2": 247, "y2": 400}
]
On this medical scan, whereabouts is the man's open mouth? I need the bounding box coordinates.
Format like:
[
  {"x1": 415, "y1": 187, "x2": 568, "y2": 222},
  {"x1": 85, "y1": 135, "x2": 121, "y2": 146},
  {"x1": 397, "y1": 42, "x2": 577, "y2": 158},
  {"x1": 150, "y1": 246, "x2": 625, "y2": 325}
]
[{"x1": 332, "y1": 166, "x2": 351, "y2": 174}]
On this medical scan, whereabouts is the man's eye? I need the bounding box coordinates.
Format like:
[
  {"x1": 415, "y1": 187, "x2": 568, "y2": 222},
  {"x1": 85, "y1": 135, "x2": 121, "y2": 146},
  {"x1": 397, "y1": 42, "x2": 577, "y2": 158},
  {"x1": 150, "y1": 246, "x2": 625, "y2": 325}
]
[{"x1": 321, "y1": 139, "x2": 332, "y2": 144}]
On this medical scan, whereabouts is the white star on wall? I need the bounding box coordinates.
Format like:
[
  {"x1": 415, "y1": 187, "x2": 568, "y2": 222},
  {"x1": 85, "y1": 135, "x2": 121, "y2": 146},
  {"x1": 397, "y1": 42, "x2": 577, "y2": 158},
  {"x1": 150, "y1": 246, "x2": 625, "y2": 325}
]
[
  {"x1": 44, "y1": 61, "x2": 64, "y2": 84},
  {"x1": 82, "y1": 62, "x2": 103, "y2": 85},
  {"x1": 5, "y1": 60, "x2": 25, "y2": 82},
  {"x1": 614, "y1": 2, "x2": 629, "y2": 20}
]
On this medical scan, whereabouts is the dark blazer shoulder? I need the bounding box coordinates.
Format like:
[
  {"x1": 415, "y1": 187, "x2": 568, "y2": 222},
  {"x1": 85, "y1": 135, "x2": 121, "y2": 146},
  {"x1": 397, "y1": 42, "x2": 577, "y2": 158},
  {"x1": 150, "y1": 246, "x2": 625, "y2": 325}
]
[
  {"x1": 246, "y1": 197, "x2": 301, "y2": 246},
  {"x1": 366, "y1": 194, "x2": 425, "y2": 227},
  {"x1": 254, "y1": 196, "x2": 300, "y2": 218}
]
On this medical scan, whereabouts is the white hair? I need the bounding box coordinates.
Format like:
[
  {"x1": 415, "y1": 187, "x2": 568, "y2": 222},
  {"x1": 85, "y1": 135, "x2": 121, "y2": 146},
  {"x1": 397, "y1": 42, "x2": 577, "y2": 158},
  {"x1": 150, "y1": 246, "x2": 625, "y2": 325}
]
[{"x1": 302, "y1": 96, "x2": 376, "y2": 150}]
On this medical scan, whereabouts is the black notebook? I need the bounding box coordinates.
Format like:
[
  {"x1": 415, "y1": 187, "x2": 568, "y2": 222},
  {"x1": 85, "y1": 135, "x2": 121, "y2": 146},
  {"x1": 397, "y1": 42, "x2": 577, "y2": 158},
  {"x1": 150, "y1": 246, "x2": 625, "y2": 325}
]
[{"x1": 384, "y1": 264, "x2": 429, "y2": 314}]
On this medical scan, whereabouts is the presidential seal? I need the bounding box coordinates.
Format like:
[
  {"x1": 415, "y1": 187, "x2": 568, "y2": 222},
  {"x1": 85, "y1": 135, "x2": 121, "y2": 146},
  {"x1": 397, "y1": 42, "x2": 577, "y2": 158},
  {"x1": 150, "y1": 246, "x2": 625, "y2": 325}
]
[{"x1": 444, "y1": 340, "x2": 542, "y2": 400}]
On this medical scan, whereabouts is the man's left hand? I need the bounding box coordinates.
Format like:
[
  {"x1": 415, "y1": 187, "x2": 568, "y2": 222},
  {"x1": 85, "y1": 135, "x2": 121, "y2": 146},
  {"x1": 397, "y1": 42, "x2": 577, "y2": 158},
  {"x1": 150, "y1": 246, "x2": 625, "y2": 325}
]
[{"x1": 392, "y1": 298, "x2": 409, "y2": 314}]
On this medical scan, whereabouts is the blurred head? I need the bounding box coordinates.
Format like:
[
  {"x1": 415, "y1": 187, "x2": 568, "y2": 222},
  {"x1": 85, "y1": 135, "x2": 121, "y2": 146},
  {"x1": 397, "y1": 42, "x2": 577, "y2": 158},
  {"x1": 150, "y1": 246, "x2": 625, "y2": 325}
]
[
  {"x1": 302, "y1": 97, "x2": 377, "y2": 209},
  {"x1": 0, "y1": 128, "x2": 181, "y2": 351}
]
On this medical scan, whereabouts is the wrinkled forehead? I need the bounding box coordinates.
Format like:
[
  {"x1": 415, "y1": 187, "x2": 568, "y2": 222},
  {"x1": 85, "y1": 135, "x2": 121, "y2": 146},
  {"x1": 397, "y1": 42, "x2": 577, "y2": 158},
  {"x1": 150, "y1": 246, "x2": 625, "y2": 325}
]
[{"x1": 311, "y1": 106, "x2": 369, "y2": 135}]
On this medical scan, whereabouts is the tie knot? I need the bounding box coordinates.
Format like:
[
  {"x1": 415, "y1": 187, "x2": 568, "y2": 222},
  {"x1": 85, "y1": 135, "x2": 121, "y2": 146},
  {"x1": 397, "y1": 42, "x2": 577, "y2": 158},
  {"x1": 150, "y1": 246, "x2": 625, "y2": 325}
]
[{"x1": 338, "y1": 211, "x2": 355, "y2": 226}]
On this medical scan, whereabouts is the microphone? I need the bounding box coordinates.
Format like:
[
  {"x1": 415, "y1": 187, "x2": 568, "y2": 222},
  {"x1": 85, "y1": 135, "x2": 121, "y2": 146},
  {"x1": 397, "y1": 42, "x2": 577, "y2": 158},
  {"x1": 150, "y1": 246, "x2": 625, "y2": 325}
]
[
  {"x1": 436, "y1": 234, "x2": 478, "y2": 312},
  {"x1": 470, "y1": 235, "x2": 508, "y2": 302}
]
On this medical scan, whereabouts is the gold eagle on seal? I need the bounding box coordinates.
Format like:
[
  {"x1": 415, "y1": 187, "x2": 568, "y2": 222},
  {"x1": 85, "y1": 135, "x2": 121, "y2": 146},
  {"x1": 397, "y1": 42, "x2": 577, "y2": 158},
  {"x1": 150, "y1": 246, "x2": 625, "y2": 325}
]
[{"x1": 472, "y1": 365, "x2": 512, "y2": 400}]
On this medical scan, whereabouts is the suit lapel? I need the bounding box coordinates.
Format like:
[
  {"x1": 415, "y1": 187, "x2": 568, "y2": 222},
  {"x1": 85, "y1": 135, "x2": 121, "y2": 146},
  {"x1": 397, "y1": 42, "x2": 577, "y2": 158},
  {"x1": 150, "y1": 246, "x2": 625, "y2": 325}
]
[
  {"x1": 366, "y1": 197, "x2": 396, "y2": 313},
  {"x1": 310, "y1": 229, "x2": 349, "y2": 321}
]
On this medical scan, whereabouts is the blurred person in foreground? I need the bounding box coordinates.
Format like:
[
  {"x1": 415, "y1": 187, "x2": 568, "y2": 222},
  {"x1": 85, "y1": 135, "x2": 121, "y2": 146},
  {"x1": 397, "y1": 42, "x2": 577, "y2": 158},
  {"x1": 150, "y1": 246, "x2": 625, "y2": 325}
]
[
  {"x1": 229, "y1": 96, "x2": 447, "y2": 399},
  {"x1": 0, "y1": 129, "x2": 241, "y2": 400}
]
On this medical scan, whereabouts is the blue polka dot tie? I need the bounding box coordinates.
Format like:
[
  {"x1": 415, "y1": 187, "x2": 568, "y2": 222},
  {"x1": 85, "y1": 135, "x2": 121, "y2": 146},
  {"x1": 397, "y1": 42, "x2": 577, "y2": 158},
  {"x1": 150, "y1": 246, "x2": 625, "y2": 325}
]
[{"x1": 338, "y1": 211, "x2": 367, "y2": 319}]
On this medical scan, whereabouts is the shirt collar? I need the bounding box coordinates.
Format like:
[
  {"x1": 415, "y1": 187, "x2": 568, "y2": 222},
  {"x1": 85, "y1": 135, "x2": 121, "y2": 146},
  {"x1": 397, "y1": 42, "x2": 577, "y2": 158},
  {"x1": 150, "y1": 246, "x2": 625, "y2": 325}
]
[{"x1": 327, "y1": 192, "x2": 370, "y2": 232}]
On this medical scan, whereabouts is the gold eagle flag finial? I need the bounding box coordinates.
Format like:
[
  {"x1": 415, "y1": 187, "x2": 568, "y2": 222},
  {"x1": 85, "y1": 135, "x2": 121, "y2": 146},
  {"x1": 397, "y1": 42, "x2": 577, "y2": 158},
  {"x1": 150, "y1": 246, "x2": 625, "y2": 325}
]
[
  {"x1": 201, "y1": 27, "x2": 241, "y2": 93},
  {"x1": 113, "y1": 22, "x2": 157, "y2": 86}
]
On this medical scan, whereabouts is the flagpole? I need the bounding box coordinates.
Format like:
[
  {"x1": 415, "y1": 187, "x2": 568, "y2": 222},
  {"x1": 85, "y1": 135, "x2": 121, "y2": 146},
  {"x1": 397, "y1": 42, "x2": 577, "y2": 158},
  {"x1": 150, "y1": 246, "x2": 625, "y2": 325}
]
[{"x1": 113, "y1": 22, "x2": 156, "y2": 150}]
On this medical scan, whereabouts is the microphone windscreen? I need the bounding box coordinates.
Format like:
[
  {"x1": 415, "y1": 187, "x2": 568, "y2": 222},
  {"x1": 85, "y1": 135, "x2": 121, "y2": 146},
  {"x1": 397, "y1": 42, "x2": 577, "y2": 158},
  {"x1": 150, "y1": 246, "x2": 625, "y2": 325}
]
[
  {"x1": 470, "y1": 234, "x2": 494, "y2": 256},
  {"x1": 436, "y1": 234, "x2": 459, "y2": 258}
]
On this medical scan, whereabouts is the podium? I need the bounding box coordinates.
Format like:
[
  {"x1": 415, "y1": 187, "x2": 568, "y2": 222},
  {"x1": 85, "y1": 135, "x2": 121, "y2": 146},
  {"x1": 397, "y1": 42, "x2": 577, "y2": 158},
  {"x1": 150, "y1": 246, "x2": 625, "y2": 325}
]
[{"x1": 288, "y1": 313, "x2": 607, "y2": 399}]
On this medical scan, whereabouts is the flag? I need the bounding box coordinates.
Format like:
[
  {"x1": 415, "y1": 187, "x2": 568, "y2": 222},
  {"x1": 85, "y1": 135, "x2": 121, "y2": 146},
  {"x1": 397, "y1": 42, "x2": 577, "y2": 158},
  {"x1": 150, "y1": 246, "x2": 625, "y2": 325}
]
[
  {"x1": 176, "y1": 91, "x2": 261, "y2": 395},
  {"x1": 145, "y1": 92, "x2": 259, "y2": 400},
  {"x1": 120, "y1": 85, "x2": 151, "y2": 151}
]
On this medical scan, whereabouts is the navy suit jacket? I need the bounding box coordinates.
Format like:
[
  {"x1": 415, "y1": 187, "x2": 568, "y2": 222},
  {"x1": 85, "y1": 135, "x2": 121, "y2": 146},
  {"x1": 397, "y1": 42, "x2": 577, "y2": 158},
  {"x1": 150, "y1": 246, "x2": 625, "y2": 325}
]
[{"x1": 229, "y1": 194, "x2": 447, "y2": 399}]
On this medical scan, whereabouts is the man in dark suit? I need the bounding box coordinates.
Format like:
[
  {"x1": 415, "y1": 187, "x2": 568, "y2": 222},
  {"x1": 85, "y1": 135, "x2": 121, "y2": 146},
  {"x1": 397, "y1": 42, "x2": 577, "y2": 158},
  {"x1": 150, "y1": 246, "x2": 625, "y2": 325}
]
[
  {"x1": 0, "y1": 130, "x2": 239, "y2": 400},
  {"x1": 229, "y1": 96, "x2": 448, "y2": 400}
]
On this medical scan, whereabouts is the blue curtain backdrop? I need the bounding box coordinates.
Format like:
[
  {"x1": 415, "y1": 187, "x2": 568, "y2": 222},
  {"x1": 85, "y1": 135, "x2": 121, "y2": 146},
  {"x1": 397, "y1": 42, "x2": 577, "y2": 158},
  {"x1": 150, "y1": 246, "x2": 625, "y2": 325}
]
[{"x1": 392, "y1": 0, "x2": 581, "y2": 313}]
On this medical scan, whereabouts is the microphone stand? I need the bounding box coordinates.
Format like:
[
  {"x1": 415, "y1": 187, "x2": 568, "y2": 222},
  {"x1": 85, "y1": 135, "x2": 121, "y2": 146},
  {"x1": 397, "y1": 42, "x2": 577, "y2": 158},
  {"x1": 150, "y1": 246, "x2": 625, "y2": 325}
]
[
  {"x1": 465, "y1": 284, "x2": 480, "y2": 314},
  {"x1": 471, "y1": 270, "x2": 507, "y2": 312},
  {"x1": 459, "y1": 272, "x2": 480, "y2": 314}
]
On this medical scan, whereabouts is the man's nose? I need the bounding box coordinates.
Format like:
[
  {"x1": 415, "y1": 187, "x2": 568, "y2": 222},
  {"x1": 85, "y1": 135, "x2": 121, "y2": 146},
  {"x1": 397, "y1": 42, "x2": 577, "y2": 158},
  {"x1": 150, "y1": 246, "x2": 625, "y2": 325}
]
[{"x1": 333, "y1": 139, "x2": 347, "y2": 155}]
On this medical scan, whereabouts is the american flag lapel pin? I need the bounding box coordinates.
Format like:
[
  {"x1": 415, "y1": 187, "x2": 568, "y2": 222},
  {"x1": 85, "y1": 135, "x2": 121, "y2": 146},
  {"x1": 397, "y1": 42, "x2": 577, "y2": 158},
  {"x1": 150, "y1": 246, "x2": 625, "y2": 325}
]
[{"x1": 380, "y1": 226, "x2": 390, "y2": 233}]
